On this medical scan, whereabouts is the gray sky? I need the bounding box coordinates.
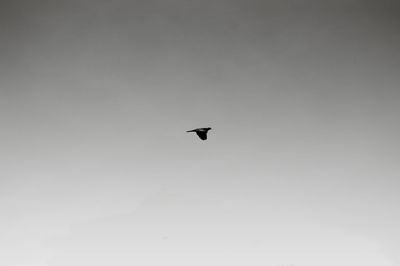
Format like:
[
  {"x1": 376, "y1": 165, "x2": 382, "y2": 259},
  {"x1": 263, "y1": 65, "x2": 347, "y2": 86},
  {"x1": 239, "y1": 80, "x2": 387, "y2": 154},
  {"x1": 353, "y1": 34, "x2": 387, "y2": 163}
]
[{"x1": 1, "y1": 0, "x2": 400, "y2": 265}]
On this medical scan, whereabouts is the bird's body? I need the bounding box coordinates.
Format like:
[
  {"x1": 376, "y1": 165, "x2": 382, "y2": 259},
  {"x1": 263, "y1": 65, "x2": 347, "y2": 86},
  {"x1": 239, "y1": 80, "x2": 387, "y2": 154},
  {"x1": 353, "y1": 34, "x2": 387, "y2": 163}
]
[{"x1": 187, "y1": 127, "x2": 212, "y2": 140}]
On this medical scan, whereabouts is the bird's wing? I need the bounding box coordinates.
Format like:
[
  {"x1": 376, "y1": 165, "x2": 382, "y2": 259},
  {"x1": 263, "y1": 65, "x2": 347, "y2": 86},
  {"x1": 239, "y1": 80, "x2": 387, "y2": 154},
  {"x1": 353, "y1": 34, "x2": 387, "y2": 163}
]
[{"x1": 196, "y1": 131, "x2": 207, "y2": 140}]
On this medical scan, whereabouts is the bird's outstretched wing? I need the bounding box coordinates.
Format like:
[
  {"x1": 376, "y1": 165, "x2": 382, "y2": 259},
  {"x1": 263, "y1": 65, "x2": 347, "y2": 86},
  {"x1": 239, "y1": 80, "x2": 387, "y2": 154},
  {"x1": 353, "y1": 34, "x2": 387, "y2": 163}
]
[{"x1": 196, "y1": 131, "x2": 207, "y2": 140}]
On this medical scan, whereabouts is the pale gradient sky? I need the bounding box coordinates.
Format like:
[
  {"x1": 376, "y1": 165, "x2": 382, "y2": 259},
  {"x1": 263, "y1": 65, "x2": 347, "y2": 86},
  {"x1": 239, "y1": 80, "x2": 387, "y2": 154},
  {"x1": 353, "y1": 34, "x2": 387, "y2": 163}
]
[{"x1": 1, "y1": 0, "x2": 400, "y2": 265}]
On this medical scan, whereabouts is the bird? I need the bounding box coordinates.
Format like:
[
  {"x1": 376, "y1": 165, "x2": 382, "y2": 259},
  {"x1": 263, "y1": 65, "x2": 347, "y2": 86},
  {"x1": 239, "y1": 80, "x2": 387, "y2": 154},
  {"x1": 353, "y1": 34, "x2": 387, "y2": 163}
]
[{"x1": 186, "y1": 127, "x2": 212, "y2": 140}]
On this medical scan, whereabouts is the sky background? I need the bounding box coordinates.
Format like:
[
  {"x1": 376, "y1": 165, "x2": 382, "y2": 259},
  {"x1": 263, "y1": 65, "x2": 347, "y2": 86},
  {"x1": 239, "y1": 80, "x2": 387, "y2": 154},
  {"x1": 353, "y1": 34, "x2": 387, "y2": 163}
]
[{"x1": 1, "y1": 0, "x2": 400, "y2": 265}]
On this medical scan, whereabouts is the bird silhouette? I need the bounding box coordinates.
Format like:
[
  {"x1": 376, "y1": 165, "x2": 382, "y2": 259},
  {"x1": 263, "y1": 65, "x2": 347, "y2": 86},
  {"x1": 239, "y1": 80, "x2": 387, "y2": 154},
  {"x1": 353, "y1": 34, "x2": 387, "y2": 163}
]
[{"x1": 186, "y1": 127, "x2": 212, "y2": 140}]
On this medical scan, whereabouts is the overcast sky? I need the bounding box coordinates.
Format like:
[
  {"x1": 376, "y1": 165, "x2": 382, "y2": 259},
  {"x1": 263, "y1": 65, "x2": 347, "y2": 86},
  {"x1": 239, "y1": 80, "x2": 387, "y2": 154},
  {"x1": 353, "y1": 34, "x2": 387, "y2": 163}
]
[{"x1": 1, "y1": 1, "x2": 400, "y2": 265}]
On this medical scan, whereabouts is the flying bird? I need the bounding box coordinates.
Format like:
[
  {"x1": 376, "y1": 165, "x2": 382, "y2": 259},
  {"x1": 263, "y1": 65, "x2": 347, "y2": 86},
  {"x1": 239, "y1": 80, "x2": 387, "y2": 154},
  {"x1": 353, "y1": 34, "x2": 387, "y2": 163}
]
[{"x1": 187, "y1": 127, "x2": 212, "y2": 140}]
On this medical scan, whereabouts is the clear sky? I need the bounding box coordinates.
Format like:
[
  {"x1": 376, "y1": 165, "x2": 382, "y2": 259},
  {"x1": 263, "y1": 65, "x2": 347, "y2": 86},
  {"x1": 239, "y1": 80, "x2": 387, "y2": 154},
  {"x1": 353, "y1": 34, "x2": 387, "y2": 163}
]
[{"x1": 1, "y1": 1, "x2": 400, "y2": 265}]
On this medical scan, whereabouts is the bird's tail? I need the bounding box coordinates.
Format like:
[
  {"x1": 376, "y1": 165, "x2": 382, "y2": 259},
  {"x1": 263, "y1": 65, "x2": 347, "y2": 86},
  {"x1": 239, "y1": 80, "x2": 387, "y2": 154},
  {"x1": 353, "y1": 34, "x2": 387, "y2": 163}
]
[{"x1": 186, "y1": 130, "x2": 195, "y2": 132}]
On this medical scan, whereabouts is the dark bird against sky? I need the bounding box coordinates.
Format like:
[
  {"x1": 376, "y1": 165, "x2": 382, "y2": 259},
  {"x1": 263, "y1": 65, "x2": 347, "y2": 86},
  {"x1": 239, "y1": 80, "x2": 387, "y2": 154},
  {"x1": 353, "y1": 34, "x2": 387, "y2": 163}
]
[{"x1": 186, "y1": 127, "x2": 212, "y2": 140}]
